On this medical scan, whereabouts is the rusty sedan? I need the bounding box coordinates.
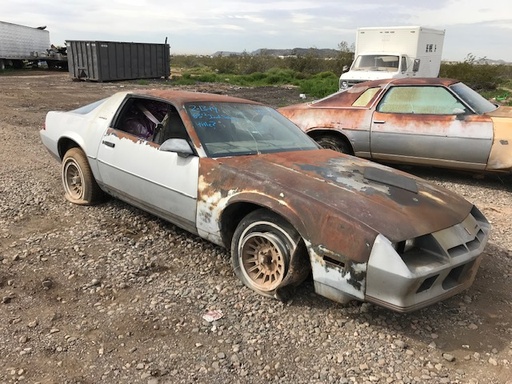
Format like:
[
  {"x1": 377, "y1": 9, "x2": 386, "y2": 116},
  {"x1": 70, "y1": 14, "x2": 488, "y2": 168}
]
[
  {"x1": 279, "y1": 78, "x2": 512, "y2": 173},
  {"x1": 40, "y1": 89, "x2": 490, "y2": 312}
]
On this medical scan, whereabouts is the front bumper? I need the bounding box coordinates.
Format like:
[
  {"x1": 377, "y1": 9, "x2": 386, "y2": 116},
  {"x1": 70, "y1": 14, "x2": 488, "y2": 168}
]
[
  {"x1": 310, "y1": 206, "x2": 490, "y2": 312},
  {"x1": 365, "y1": 206, "x2": 490, "y2": 312}
]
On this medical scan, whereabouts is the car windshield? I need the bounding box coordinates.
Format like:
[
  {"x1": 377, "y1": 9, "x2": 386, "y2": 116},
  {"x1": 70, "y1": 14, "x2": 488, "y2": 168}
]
[
  {"x1": 185, "y1": 102, "x2": 318, "y2": 157},
  {"x1": 449, "y1": 82, "x2": 497, "y2": 114}
]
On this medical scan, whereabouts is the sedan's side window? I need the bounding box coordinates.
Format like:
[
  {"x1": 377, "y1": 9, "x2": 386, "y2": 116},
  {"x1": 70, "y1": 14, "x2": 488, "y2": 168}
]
[{"x1": 377, "y1": 86, "x2": 467, "y2": 115}]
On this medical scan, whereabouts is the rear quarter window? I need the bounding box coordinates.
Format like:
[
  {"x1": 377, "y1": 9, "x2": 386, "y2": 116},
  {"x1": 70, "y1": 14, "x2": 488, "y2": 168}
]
[
  {"x1": 70, "y1": 98, "x2": 108, "y2": 114},
  {"x1": 352, "y1": 88, "x2": 380, "y2": 107}
]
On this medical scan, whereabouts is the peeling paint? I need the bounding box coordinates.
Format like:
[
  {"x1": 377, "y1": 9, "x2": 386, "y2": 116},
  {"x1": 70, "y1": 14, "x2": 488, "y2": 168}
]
[{"x1": 307, "y1": 240, "x2": 366, "y2": 301}]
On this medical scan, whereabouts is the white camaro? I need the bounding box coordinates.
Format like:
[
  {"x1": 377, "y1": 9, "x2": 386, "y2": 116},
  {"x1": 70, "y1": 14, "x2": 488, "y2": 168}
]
[{"x1": 40, "y1": 89, "x2": 491, "y2": 312}]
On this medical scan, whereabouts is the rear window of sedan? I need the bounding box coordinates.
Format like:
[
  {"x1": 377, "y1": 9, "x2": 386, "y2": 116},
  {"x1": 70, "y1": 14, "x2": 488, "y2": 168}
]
[{"x1": 450, "y1": 82, "x2": 497, "y2": 114}]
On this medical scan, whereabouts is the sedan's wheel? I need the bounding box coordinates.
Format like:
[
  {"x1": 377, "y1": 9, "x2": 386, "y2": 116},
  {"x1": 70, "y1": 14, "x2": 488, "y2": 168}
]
[
  {"x1": 62, "y1": 147, "x2": 103, "y2": 205},
  {"x1": 232, "y1": 209, "x2": 300, "y2": 297},
  {"x1": 316, "y1": 135, "x2": 352, "y2": 154}
]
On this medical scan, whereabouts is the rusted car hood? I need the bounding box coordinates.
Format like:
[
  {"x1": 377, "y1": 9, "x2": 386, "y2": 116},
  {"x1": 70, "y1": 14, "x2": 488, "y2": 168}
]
[{"x1": 214, "y1": 150, "x2": 471, "y2": 242}]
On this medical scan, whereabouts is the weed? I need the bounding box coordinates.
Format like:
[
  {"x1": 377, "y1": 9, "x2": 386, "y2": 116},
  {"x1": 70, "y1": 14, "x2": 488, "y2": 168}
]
[{"x1": 170, "y1": 53, "x2": 512, "y2": 99}]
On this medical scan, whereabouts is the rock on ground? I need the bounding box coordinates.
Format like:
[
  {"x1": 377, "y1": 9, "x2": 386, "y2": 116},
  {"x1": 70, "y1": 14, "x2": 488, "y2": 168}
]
[{"x1": 0, "y1": 71, "x2": 511, "y2": 384}]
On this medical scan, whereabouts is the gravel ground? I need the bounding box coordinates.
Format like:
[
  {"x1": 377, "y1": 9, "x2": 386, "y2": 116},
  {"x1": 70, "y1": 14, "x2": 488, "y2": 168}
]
[{"x1": 0, "y1": 71, "x2": 511, "y2": 384}]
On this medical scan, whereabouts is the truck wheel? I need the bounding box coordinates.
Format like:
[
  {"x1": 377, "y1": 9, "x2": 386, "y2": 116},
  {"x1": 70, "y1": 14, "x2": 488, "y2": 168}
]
[
  {"x1": 62, "y1": 148, "x2": 104, "y2": 205},
  {"x1": 316, "y1": 135, "x2": 352, "y2": 154},
  {"x1": 231, "y1": 209, "x2": 300, "y2": 298}
]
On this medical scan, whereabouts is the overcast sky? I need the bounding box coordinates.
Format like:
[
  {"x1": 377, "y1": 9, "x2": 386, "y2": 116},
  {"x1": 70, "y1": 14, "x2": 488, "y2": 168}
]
[{"x1": 1, "y1": 0, "x2": 511, "y2": 62}]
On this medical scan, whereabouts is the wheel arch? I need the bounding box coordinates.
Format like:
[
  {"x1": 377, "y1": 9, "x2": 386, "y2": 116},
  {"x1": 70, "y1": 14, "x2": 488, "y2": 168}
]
[
  {"x1": 219, "y1": 197, "x2": 309, "y2": 251},
  {"x1": 219, "y1": 190, "x2": 377, "y2": 265},
  {"x1": 61, "y1": 146, "x2": 106, "y2": 205},
  {"x1": 308, "y1": 129, "x2": 354, "y2": 155},
  {"x1": 57, "y1": 136, "x2": 84, "y2": 160},
  {"x1": 57, "y1": 136, "x2": 107, "y2": 197},
  {"x1": 222, "y1": 198, "x2": 313, "y2": 299}
]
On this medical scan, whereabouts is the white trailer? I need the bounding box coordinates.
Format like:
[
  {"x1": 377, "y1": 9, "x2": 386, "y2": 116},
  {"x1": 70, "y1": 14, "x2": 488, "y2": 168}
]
[
  {"x1": 339, "y1": 26, "x2": 445, "y2": 89},
  {"x1": 0, "y1": 21, "x2": 52, "y2": 69}
]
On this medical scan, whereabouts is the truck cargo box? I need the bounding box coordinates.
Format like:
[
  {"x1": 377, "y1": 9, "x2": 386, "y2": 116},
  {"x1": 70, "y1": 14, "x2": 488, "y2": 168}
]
[
  {"x1": 0, "y1": 21, "x2": 51, "y2": 69},
  {"x1": 0, "y1": 21, "x2": 50, "y2": 59},
  {"x1": 67, "y1": 40, "x2": 170, "y2": 82}
]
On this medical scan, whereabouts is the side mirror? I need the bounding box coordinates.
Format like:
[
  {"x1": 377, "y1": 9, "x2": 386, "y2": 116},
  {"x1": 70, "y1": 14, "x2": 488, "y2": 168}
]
[
  {"x1": 453, "y1": 108, "x2": 467, "y2": 120},
  {"x1": 412, "y1": 59, "x2": 420, "y2": 73},
  {"x1": 160, "y1": 138, "x2": 194, "y2": 157},
  {"x1": 342, "y1": 65, "x2": 349, "y2": 73}
]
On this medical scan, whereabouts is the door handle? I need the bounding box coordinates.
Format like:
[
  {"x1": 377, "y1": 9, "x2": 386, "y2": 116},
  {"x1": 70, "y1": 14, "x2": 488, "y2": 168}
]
[
  {"x1": 102, "y1": 140, "x2": 115, "y2": 148},
  {"x1": 373, "y1": 120, "x2": 386, "y2": 124}
]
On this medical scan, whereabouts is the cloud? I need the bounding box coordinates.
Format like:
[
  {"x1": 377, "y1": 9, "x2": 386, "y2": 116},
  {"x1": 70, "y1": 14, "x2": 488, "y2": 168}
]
[{"x1": 0, "y1": 0, "x2": 511, "y2": 61}]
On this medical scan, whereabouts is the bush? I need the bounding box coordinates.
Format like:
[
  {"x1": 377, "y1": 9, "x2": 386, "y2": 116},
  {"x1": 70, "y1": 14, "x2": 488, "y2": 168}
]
[
  {"x1": 170, "y1": 53, "x2": 512, "y2": 99},
  {"x1": 247, "y1": 72, "x2": 266, "y2": 82},
  {"x1": 480, "y1": 87, "x2": 512, "y2": 106},
  {"x1": 299, "y1": 72, "x2": 339, "y2": 98},
  {"x1": 440, "y1": 54, "x2": 508, "y2": 91}
]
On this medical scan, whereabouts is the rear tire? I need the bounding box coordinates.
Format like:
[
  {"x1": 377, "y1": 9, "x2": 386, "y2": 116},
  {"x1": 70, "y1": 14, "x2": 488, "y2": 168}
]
[
  {"x1": 316, "y1": 135, "x2": 352, "y2": 154},
  {"x1": 62, "y1": 148, "x2": 104, "y2": 205},
  {"x1": 231, "y1": 209, "x2": 301, "y2": 298}
]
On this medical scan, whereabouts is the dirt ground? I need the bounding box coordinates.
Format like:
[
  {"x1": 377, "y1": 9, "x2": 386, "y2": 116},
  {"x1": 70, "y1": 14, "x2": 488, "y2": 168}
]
[{"x1": 0, "y1": 70, "x2": 511, "y2": 384}]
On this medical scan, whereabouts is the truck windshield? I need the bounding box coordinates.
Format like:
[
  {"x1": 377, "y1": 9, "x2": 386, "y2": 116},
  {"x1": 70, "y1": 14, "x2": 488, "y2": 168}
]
[
  {"x1": 449, "y1": 82, "x2": 497, "y2": 114},
  {"x1": 352, "y1": 55, "x2": 400, "y2": 72}
]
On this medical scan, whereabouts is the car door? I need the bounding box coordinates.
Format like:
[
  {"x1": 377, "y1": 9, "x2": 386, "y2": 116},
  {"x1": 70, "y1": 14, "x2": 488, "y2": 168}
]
[
  {"x1": 96, "y1": 97, "x2": 198, "y2": 233},
  {"x1": 370, "y1": 85, "x2": 494, "y2": 170}
]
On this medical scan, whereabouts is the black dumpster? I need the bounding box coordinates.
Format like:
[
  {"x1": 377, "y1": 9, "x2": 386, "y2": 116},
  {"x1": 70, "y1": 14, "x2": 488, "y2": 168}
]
[{"x1": 66, "y1": 40, "x2": 170, "y2": 82}]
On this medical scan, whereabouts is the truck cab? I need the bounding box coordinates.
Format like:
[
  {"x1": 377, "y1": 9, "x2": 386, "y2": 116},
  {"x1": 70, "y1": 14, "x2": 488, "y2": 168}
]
[{"x1": 340, "y1": 53, "x2": 410, "y2": 89}]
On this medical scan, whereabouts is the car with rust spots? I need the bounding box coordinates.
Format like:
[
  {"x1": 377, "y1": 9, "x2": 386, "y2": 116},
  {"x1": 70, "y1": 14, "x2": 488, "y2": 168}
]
[
  {"x1": 40, "y1": 89, "x2": 490, "y2": 312},
  {"x1": 279, "y1": 78, "x2": 512, "y2": 173}
]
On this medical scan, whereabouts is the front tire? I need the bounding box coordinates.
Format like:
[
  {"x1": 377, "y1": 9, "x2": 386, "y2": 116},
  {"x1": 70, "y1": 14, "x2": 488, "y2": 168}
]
[
  {"x1": 316, "y1": 135, "x2": 352, "y2": 154},
  {"x1": 62, "y1": 148, "x2": 103, "y2": 205},
  {"x1": 231, "y1": 209, "x2": 301, "y2": 298}
]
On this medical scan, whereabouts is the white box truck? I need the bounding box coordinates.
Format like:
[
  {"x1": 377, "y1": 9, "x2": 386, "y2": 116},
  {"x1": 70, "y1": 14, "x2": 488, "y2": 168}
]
[
  {"x1": 0, "y1": 21, "x2": 53, "y2": 69},
  {"x1": 339, "y1": 26, "x2": 445, "y2": 89}
]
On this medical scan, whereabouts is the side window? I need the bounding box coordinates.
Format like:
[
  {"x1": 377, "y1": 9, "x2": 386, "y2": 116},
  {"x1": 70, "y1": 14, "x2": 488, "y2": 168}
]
[
  {"x1": 352, "y1": 87, "x2": 380, "y2": 107},
  {"x1": 114, "y1": 98, "x2": 170, "y2": 140},
  {"x1": 377, "y1": 86, "x2": 466, "y2": 115},
  {"x1": 154, "y1": 107, "x2": 189, "y2": 145}
]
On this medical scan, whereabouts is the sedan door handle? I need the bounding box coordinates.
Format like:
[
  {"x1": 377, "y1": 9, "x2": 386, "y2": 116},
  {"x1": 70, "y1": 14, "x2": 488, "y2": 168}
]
[
  {"x1": 373, "y1": 120, "x2": 386, "y2": 124},
  {"x1": 102, "y1": 140, "x2": 115, "y2": 148}
]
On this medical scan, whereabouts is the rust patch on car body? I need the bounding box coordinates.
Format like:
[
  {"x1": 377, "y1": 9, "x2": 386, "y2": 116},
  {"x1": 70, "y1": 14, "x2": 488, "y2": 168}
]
[
  {"x1": 196, "y1": 150, "x2": 471, "y2": 265},
  {"x1": 279, "y1": 78, "x2": 512, "y2": 173}
]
